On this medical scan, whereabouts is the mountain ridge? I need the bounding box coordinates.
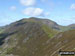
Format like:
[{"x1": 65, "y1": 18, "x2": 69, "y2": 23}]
[
  {"x1": 0, "y1": 17, "x2": 75, "y2": 56},
  {"x1": 6, "y1": 17, "x2": 75, "y2": 31}
]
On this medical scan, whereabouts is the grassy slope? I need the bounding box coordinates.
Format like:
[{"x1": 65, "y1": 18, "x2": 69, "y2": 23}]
[
  {"x1": 0, "y1": 28, "x2": 4, "y2": 34},
  {"x1": 7, "y1": 29, "x2": 75, "y2": 56},
  {"x1": 59, "y1": 24, "x2": 75, "y2": 32},
  {"x1": 1, "y1": 19, "x2": 58, "y2": 56},
  {"x1": 0, "y1": 18, "x2": 75, "y2": 56},
  {"x1": 42, "y1": 24, "x2": 58, "y2": 38}
]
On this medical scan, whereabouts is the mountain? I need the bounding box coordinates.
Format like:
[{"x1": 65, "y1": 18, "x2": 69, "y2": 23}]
[
  {"x1": 29, "y1": 17, "x2": 60, "y2": 30},
  {"x1": 0, "y1": 17, "x2": 75, "y2": 56},
  {"x1": 0, "y1": 27, "x2": 5, "y2": 33},
  {"x1": 59, "y1": 24, "x2": 75, "y2": 32},
  {"x1": 68, "y1": 24, "x2": 75, "y2": 29}
]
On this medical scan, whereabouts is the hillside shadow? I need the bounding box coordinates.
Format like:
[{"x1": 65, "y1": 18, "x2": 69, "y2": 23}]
[
  {"x1": 15, "y1": 22, "x2": 27, "y2": 26},
  {"x1": 0, "y1": 31, "x2": 17, "y2": 45}
]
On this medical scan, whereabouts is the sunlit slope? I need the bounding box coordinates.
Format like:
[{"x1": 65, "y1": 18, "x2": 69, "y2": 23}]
[
  {"x1": 0, "y1": 17, "x2": 75, "y2": 56},
  {"x1": 0, "y1": 17, "x2": 58, "y2": 56},
  {"x1": 6, "y1": 26, "x2": 75, "y2": 56}
]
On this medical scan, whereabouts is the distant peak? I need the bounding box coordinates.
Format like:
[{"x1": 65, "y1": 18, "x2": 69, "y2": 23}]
[
  {"x1": 68, "y1": 24, "x2": 75, "y2": 26},
  {"x1": 29, "y1": 17, "x2": 40, "y2": 19}
]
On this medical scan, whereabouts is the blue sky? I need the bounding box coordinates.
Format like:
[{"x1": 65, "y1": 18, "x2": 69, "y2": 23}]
[{"x1": 0, "y1": 0, "x2": 75, "y2": 26}]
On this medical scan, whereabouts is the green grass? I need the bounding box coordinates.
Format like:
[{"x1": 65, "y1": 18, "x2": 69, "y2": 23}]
[
  {"x1": 6, "y1": 48, "x2": 14, "y2": 54},
  {"x1": 59, "y1": 25, "x2": 75, "y2": 32},
  {"x1": 42, "y1": 24, "x2": 58, "y2": 38},
  {"x1": 0, "y1": 28, "x2": 5, "y2": 34},
  {"x1": 0, "y1": 28, "x2": 4, "y2": 39}
]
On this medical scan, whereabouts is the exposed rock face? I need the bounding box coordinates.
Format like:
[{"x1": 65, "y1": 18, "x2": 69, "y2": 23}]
[{"x1": 0, "y1": 17, "x2": 75, "y2": 56}]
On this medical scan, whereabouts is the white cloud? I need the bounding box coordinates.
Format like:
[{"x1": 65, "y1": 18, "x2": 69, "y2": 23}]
[
  {"x1": 20, "y1": 0, "x2": 36, "y2": 6},
  {"x1": 70, "y1": 4, "x2": 75, "y2": 10},
  {"x1": 22, "y1": 7, "x2": 44, "y2": 16},
  {"x1": 10, "y1": 6, "x2": 16, "y2": 11}
]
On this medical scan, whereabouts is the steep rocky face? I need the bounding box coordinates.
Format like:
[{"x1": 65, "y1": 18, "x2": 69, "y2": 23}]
[
  {"x1": 0, "y1": 17, "x2": 75, "y2": 56},
  {"x1": 10, "y1": 30, "x2": 75, "y2": 56},
  {"x1": 8, "y1": 22, "x2": 51, "y2": 56},
  {"x1": 5, "y1": 26, "x2": 75, "y2": 56},
  {"x1": 0, "y1": 18, "x2": 58, "y2": 56}
]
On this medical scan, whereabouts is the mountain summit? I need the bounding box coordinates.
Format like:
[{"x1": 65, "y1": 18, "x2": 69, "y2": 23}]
[{"x1": 0, "y1": 17, "x2": 75, "y2": 56}]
